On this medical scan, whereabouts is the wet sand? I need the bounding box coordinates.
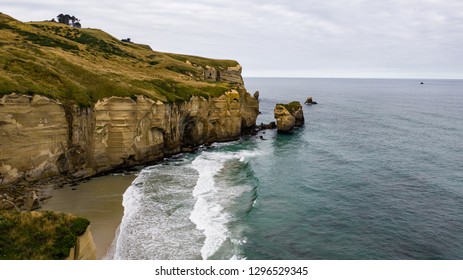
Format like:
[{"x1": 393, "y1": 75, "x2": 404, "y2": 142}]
[{"x1": 41, "y1": 173, "x2": 136, "y2": 259}]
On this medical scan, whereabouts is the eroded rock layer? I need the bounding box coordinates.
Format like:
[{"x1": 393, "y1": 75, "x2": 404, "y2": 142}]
[{"x1": 0, "y1": 87, "x2": 258, "y2": 185}]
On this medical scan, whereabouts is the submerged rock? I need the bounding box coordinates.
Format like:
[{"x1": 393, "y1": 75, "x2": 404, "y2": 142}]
[{"x1": 274, "y1": 101, "x2": 304, "y2": 133}]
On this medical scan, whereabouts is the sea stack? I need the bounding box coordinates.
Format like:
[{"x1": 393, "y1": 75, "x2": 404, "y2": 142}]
[
  {"x1": 304, "y1": 96, "x2": 317, "y2": 105},
  {"x1": 274, "y1": 101, "x2": 304, "y2": 133}
]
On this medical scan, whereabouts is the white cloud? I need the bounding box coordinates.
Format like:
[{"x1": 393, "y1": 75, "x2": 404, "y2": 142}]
[{"x1": 2, "y1": 0, "x2": 462, "y2": 78}]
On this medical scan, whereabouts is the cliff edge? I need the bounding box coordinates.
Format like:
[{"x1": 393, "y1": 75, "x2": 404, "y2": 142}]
[{"x1": 0, "y1": 13, "x2": 259, "y2": 198}]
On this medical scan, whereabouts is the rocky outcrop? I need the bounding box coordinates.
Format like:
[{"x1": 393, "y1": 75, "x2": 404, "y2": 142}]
[
  {"x1": 0, "y1": 194, "x2": 19, "y2": 210},
  {"x1": 304, "y1": 96, "x2": 317, "y2": 105},
  {"x1": 66, "y1": 227, "x2": 97, "y2": 260},
  {"x1": 0, "y1": 87, "x2": 258, "y2": 191},
  {"x1": 203, "y1": 64, "x2": 244, "y2": 84},
  {"x1": 274, "y1": 101, "x2": 304, "y2": 133},
  {"x1": 24, "y1": 190, "x2": 40, "y2": 211}
]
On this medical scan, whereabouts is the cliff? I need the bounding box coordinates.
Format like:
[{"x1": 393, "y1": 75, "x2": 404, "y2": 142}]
[
  {"x1": 0, "y1": 13, "x2": 258, "y2": 195},
  {"x1": 0, "y1": 90, "x2": 257, "y2": 185}
]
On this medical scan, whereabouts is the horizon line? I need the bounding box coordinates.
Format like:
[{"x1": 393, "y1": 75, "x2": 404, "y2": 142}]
[{"x1": 243, "y1": 76, "x2": 463, "y2": 80}]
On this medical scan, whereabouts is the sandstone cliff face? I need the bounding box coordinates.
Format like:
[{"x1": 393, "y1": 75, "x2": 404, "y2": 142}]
[
  {"x1": 203, "y1": 64, "x2": 244, "y2": 84},
  {"x1": 0, "y1": 94, "x2": 68, "y2": 185},
  {"x1": 0, "y1": 86, "x2": 258, "y2": 186},
  {"x1": 88, "y1": 88, "x2": 253, "y2": 173}
]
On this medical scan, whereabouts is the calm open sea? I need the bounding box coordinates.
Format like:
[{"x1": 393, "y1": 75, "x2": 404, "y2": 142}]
[{"x1": 110, "y1": 78, "x2": 463, "y2": 260}]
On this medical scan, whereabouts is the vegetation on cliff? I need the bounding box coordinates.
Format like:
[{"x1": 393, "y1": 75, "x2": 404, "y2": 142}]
[
  {"x1": 0, "y1": 210, "x2": 90, "y2": 259},
  {"x1": 277, "y1": 101, "x2": 302, "y2": 114},
  {"x1": 0, "y1": 13, "x2": 240, "y2": 106}
]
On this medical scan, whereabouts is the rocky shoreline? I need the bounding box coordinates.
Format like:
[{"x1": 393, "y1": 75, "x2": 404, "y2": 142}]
[
  {"x1": 0, "y1": 97, "x2": 311, "y2": 212},
  {"x1": 0, "y1": 166, "x2": 128, "y2": 212},
  {"x1": 0, "y1": 121, "x2": 283, "y2": 212},
  {"x1": 1, "y1": 86, "x2": 259, "y2": 211},
  {"x1": 0, "y1": 132, "x2": 263, "y2": 212}
]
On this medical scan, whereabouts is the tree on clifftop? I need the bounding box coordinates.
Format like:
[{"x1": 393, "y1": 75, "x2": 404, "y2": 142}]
[{"x1": 57, "y1": 14, "x2": 81, "y2": 28}]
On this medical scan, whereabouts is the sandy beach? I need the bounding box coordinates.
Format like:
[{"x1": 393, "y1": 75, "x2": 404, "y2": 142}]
[{"x1": 41, "y1": 173, "x2": 137, "y2": 259}]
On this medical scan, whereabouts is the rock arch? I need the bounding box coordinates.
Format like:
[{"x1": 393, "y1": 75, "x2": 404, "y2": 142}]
[{"x1": 182, "y1": 116, "x2": 208, "y2": 147}]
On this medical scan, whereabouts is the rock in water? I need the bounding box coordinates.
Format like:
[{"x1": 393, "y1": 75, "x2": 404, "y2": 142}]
[
  {"x1": 304, "y1": 96, "x2": 317, "y2": 105},
  {"x1": 274, "y1": 101, "x2": 304, "y2": 133},
  {"x1": 274, "y1": 106, "x2": 295, "y2": 132},
  {"x1": 253, "y1": 90, "x2": 260, "y2": 100}
]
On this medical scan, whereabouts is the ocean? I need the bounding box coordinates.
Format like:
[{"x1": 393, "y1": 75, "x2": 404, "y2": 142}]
[{"x1": 109, "y1": 78, "x2": 463, "y2": 260}]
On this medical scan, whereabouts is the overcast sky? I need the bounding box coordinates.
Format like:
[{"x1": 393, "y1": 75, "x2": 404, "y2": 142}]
[{"x1": 3, "y1": 0, "x2": 463, "y2": 78}]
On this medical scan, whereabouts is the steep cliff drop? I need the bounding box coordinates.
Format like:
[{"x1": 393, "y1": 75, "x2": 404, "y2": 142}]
[
  {"x1": 0, "y1": 13, "x2": 259, "y2": 209},
  {"x1": 0, "y1": 82, "x2": 257, "y2": 182},
  {"x1": 0, "y1": 80, "x2": 258, "y2": 205}
]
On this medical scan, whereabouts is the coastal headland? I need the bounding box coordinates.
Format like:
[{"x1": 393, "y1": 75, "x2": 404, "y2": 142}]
[
  {"x1": 0, "y1": 12, "x2": 258, "y2": 259},
  {"x1": 0, "y1": 12, "x2": 258, "y2": 208}
]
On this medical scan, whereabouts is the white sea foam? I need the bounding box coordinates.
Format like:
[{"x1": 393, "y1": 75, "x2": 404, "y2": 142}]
[
  {"x1": 189, "y1": 149, "x2": 260, "y2": 259},
  {"x1": 111, "y1": 144, "x2": 262, "y2": 260},
  {"x1": 112, "y1": 165, "x2": 203, "y2": 259}
]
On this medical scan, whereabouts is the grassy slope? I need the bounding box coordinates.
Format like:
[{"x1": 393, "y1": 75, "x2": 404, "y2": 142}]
[{"x1": 0, "y1": 13, "x2": 239, "y2": 106}]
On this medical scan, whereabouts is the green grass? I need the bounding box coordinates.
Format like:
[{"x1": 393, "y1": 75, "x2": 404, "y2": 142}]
[
  {"x1": 131, "y1": 79, "x2": 231, "y2": 102},
  {"x1": 0, "y1": 13, "x2": 243, "y2": 107},
  {"x1": 165, "y1": 53, "x2": 239, "y2": 69},
  {"x1": 277, "y1": 101, "x2": 302, "y2": 113},
  {"x1": 2, "y1": 21, "x2": 79, "y2": 51},
  {"x1": 0, "y1": 210, "x2": 90, "y2": 260},
  {"x1": 166, "y1": 64, "x2": 199, "y2": 76}
]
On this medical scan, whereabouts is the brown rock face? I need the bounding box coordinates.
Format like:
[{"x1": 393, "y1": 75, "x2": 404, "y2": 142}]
[
  {"x1": 90, "y1": 90, "x2": 247, "y2": 171},
  {"x1": 274, "y1": 101, "x2": 304, "y2": 133},
  {"x1": 0, "y1": 87, "x2": 258, "y2": 186},
  {"x1": 274, "y1": 105, "x2": 296, "y2": 132},
  {"x1": 0, "y1": 94, "x2": 68, "y2": 185},
  {"x1": 203, "y1": 65, "x2": 244, "y2": 84}
]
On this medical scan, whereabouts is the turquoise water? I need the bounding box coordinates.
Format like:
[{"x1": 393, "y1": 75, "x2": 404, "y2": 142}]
[{"x1": 112, "y1": 78, "x2": 463, "y2": 260}]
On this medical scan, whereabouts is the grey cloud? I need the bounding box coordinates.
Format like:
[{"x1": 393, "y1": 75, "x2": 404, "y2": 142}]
[{"x1": 2, "y1": 0, "x2": 462, "y2": 78}]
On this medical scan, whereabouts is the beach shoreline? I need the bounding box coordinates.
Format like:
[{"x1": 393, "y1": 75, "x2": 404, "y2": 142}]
[{"x1": 40, "y1": 172, "x2": 137, "y2": 259}]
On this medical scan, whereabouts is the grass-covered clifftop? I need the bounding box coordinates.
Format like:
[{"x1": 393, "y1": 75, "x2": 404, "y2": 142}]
[
  {"x1": 0, "y1": 13, "x2": 240, "y2": 106},
  {"x1": 0, "y1": 210, "x2": 90, "y2": 260}
]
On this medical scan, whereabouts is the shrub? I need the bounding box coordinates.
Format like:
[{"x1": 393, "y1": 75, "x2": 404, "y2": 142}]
[{"x1": 0, "y1": 210, "x2": 91, "y2": 260}]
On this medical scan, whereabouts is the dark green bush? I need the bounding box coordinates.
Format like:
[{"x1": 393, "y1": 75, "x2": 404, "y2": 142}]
[{"x1": 0, "y1": 210, "x2": 91, "y2": 260}]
